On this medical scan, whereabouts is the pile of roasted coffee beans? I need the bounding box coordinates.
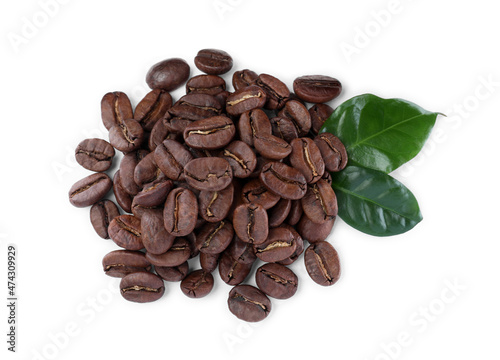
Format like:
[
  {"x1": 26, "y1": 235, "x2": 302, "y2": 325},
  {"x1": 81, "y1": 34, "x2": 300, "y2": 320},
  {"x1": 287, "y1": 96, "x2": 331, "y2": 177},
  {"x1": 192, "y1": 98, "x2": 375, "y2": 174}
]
[{"x1": 68, "y1": 49, "x2": 347, "y2": 322}]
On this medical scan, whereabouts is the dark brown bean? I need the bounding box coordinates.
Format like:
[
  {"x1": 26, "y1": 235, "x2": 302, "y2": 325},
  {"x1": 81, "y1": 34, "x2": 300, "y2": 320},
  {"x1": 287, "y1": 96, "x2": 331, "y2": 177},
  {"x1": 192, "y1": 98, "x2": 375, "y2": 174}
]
[
  {"x1": 286, "y1": 200, "x2": 303, "y2": 226},
  {"x1": 146, "y1": 58, "x2": 190, "y2": 91},
  {"x1": 134, "y1": 89, "x2": 173, "y2": 131},
  {"x1": 184, "y1": 157, "x2": 233, "y2": 192},
  {"x1": 169, "y1": 93, "x2": 222, "y2": 121},
  {"x1": 196, "y1": 220, "x2": 234, "y2": 255},
  {"x1": 228, "y1": 285, "x2": 271, "y2": 322},
  {"x1": 289, "y1": 137, "x2": 325, "y2": 184},
  {"x1": 254, "y1": 226, "x2": 297, "y2": 263},
  {"x1": 226, "y1": 85, "x2": 267, "y2": 116},
  {"x1": 238, "y1": 109, "x2": 272, "y2": 147},
  {"x1": 183, "y1": 116, "x2": 235, "y2": 150},
  {"x1": 198, "y1": 182, "x2": 234, "y2": 223},
  {"x1": 278, "y1": 100, "x2": 311, "y2": 136},
  {"x1": 133, "y1": 152, "x2": 165, "y2": 188},
  {"x1": 301, "y1": 179, "x2": 338, "y2": 223},
  {"x1": 75, "y1": 138, "x2": 115, "y2": 172},
  {"x1": 108, "y1": 119, "x2": 145, "y2": 153},
  {"x1": 108, "y1": 215, "x2": 143, "y2": 250},
  {"x1": 309, "y1": 103, "x2": 334, "y2": 135},
  {"x1": 314, "y1": 132, "x2": 348, "y2": 172},
  {"x1": 195, "y1": 49, "x2": 233, "y2": 75},
  {"x1": 181, "y1": 270, "x2": 215, "y2": 298},
  {"x1": 90, "y1": 200, "x2": 120, "y2": 239},
  {"x1": 148, "y1": 117, "x2": 175, "y2": 152},
  {"x1": 186, "y1": 74, "x2": 226, "y2": 95},
  {"x1": 256, "y1": 263, "x2": 298, "y2": 299},
  {"x1": 163, "y1": 188, "x2": 198, "y2": 237},
  {"x1": 141, "y1": 211, "x2": 175, "y2": 255},
  {"x1": 219, "y1": 253, "x2": 253, "y2": 285},
  {"x1": 220, "y1": 141, "x2": 257, "y2": 178},
  {"x1": 241, "y1": 179, "x2": 280, "y2": 210},
  {"x1": 120, "y1": 272, "x2": 165, "y2": 303},
  {"x1": 256, "y1": 74, "x2": 290, "y2": 110},
  {"x1": 146, "y1": 237, "x2": 191, "y2": 267},
  {"x1": 268, "y1": 198, "x2": 291, "y2": 228},
  {"x1": 101, "y1": 91, "x2": 133, "y2": 130},
  {"x1": 232, "y1": 203, "x2": 269, "y2": 245},
  {"x1": 224, "y1": 236, "x2": 257, "y2": 265},
  {"x1": 68, "y1": 173, "x2": 112, "y2": 208},
  {"x1": 259, "y1": 162, "x2": 307, "y2": 200},
  {"x1": 155, "y1": 262, "x2": 189, "y2": 282},
  {"x1": 276, "y1": 224, "x2": 304, "y2": 265},
  {"x1": 297, "y1": 215, "x2": 335, "y2": 243},
  {"x1": 119, "y1": 150, "x2": 149, "y2": 196},
  {"x1": 232, "y1": 69, "x2": 259, "y2": 91},
  {"x1": 133, "y1": 179, "x2": 173, "y2": 208},
  {"x1": 304, "y1": 241, "x2": 341, "y2": 286},
  {"x1": 253, "y1": 133, "x2": 292, "y2": 160},
  {"x1": 102, "y1": 250, "x2": 151, "y2": 278},
  {"x1": 154, "y1": 139, "x2": 193, "y2": 181},
  {"x1": 200, "y1": 252, "x2": 220, "y2": 273},
  {"x1": 112, "y1": 170, "x2": 133, "y2": 213},
  {"x1": 270, "y1": 116, "x2": 299, "y2": 143},
  {"x1": 293, "y1": 75, "x2": 342, "y2": 103}
]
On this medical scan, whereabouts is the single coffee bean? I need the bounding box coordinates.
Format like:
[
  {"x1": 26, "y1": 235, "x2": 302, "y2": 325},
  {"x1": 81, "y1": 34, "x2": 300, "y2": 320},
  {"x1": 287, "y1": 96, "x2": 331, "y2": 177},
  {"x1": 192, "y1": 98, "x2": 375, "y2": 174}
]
[
  {"x1": 133, "y1": 179, "x2": 173, "y2": 208},
  {"x1": 293, "y1": 75, "x2": 342, "y2": 103},
  {"x1": 134, "y1": 89, "x2": 173, "y2": 131},
  {"x1": 224, "y1": 236, "x2": 257, "y2": 265},
  {"x1": 232, "y1": 69, "x2": 259, "y2": 91},
  {"x1": 241, "y1": 178, "x2": 280, "y2": 210},
  {"x1": 120, "y1": 150, "x2": 149, "y2": 195},
  {"x1": 226, "y1": 85, "x2": 267, "y2": 116},
  {"x1": 90, "y1": 200, "x2": 120, "y2": 239},
  {"x1": 255, "y1": 263, "x2": 298, "y2": 299},
  {"x1": 120, "y1": 272, "x2": 165, "y2": 303},
  {"x1": 186, "y1": 232, "x2": 199, "y2": 259},
  {"x1": 268, "y1": 198, "x2": 292, "y2": 228},
  {"x1": 102, "y1": 250, "x2": 151, "y2": 278},
  {"x1": 75, "y1": 138, "x2": 115, "y2": 172},
  {"x1": 163, "y1": 187, "x2": 198, "y2": 237},
  {"x1": 286, "y1": 199, "x2": 303, "y2": 226},
  {"x1": 256, "y1": 74, "x2": 290, "y2": 110},
  {"x1": 238, "y1": 109, "x2": 272, "y2": 147},
  {"x1": 254, "y1": 226, "x2": 297, "y2": 263},
  {"x1": 228, "y1": 285, "x2": 271, "y2": 322},
  {"x1": 309, "y1": 103, "x2": 334, "y2": 135},
  {"x1": 108, "y1": 215, "x2": 143, "y2": 250},
  {"x1": 184, "y1": 157, "x2": 233, "y2": 192},
  {"x1": 215, "y1": 90, "x2": 230, "y2": 107},
  {"x1": 141, "y1": 211, "x2": 175, "y2": 255},
  {"x1": 154, "y1": 139, "x2": 193, "y2": 181},
  {"x1": 270, "y1": 116, "x2": 299, "y2": 143},
  {"x1": 297, "y1": 215, "x2": 335, "y2": 243},
  {"x1": 113, "y1": 171, "x2": 133, "y2": 213},
  {"x1": 101, "y1": 91, "x2": 133, "y2": 130},
  {"x1": 155, "y1": 261, "x2": 189, "y2": 282},
  {"x1": 180, "y1": 270, "x2": 215, "y2": 298},
  {"x1": 169, "y1": 93, "x2": 222, "y2": 121},
  {"x1": 200, "y1": 252, "x2": 220, "y2": 273},
  {"x1": 301, "y1": 179, "x2": 338, "y2": 223},
  {"x1": 131, "y1": 202, "x2": 162, "y2": 220},
  {"x1": 277, "y1": 224, "x2": 304, "y2": 265},
  {"x1": 249, "y1": 157, "x2": 274, "y2": 179},
  {"x1": 146, "y1": 58, "x2": 190, "y2": 91},
  {"x1": 134, "y1": 152, "x2": 165, "y2": 188},
  {"x1": 220, "y1": 141, "x2": 257, "y2": 178},
  {"x1": 253, "y1": 133, "x2": 292, "y2": 160},
  {"x1": 314, "y1": 132, "x2": 348, "y2": 172},
  {"x1": 304, "y1": 241, "x2": 341, "y2": 286},
  {"x1": 194, "y1": 49, "x2": 233, "y2": 75},
  {"x1": 198, "y1": 182, "x2": 234, "y2": 223},
  {"x1": 149, "y1": 117, "x2": 175, "y2": 151},
  {"x1": 163, "y1": 116, "x2": 193, "y2": 134},
  {"x1": 146, "y1": 237, "x2": 191, "y2": 267},
  {"x1": 183, "y1": 116, "x2": 235, "y2": 150},
  {"x1": 68, "y1": 173, "x2": 112, "y2": 208},
  {"x1": 219, "y1": 253, "x2": 253, "y2": 285},
  {"x1": 259, "y1": 162, "x2": 307, "y2": 200},
  {"x1": 278, "y1": 100, "x2": 311, "y2": 136},
  {"x1": 321, "y1": 171, "x2": 332, "y2": 185},
  {"x1": 186, "y1": 74, "x2": 226, "y2": 95},
  {"x1": 196, "y1": 220, "x2": 234, "y2": 254},
  {"x1": 109, "y1": 119, "x2": 145, "y2": 153},
  {"x1": 289, "y1": 137, "x2": 325, "y2": 184},
  {"x1": 232, "y1": 203, "x2": 269, "y2": 245}
]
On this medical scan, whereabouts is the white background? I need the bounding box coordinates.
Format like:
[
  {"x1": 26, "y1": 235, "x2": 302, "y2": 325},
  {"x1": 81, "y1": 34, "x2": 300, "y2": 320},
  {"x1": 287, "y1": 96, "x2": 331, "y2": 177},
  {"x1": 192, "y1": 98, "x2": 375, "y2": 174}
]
[{"x1": 1, "y1": 0, "x2": 499, "y2": 359}]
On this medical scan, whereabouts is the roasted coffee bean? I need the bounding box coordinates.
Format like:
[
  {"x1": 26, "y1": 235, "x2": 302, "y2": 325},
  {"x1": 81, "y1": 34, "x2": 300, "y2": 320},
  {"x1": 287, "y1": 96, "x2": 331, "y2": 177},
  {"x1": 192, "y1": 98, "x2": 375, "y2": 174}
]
[
  {"x1": 277, "y1": 225, "x2": 304, "y2": 265},
  {"x1": 186, "y1": 232, "x2": 199, "y2": 259},
  {"x1": 146, "y1": 58, "x2": 190, "y2": 91},
  {"x1": 101, "y1": 91, "x2": 133, "y2": 130},
  {"x1": 241, "y1": 179, "x2": 280, "y2": 210},
  {"x1": 256, "y1": 74, "x2": 290, "y2": 110},
  {"x1": 214, "y1": 90, "x2": 230, "y2": 107},
  {"x1": 286, "y1": 199, "x2": 303, "y2": 226},
  {"x1": 249, "y1": 157, "x2": 274, "y2": 179},
  {"x1": 183, "y1": 116, "x2": 235, "y2": 150},
  {"x1": 184, "y1": 157, "x2": 233, "y2": 192},
  {"x1": 260, "y1": 162, "x2": 307, "y2": 200},
  {"x1": 75, "y1": 138, "x2": 115, "y2": 172},
  {"x1": 154, "y1": 139, "x2": 193, "y2": 181},
  {"x1": 169, "y1": 93, "x2": 222, "y2": 121},
  {"x1": 120, "y1": 272, "x2": 165, "y2": 303},
  {"x1": 321, "y1": 171, "x2": 332, "y2": 185},
  {"x1": 163, "y1": 116, "x2": 193, "y2": 134},
  {"x1": 225, "y1": 236, "x2": 257, "y2": 265},
  {"x1": 304, "y1": 241, "x2": 340, "y2": 286},
  {"x1": 278, "y1": 100, "x2": 311, "y2": 136},
  {"x1": 109, "y1": 119, "x2": 145, "y2": 153},
  {"x1": 200, "y1": 252, "x2": 220, "y2": 273},
  {"x1": 131, "y1": 201, "x2": 162, "y2": 220},
  {"x1": 301, "y1": 179, "x2": 338, "y2": 223},
  {"x1": 254, "y1": 226, "x2": 297, "y2": 263},
  {"x1": 232, "y1": 69, "x2": 259, "y2": 91},
  {"x1": 163, "y1": 187, "x2": 198, "y2": 237},
  {"x1": 181, "y1": 270, "x2": 215, "y2": 298},
  {"x1": 314, "y1": 132, "x2": 348, "y2": 172},
  {"x1": 289, "y1": 137, "x2": 325, "y2": 184},
  {"x1": 109, "y1": 215, "x2": 143, "y2": 250},
  {"x1": 134, "y1": 152, "x2": 165, "y2": 188},
  {"x1": 270, "y1": 116, "x2": 299, "y2": 143},
  {"x1": 228, "y1": 285, "x2": 271, "y2": 322},
  {"x1": 187, "y1": 74, "x2": 226, "y2": 95},
  {"x1": 113, "y1": 171, "x2": 133, "y2": 213},
  {"x1": 297, "y1": 215, "x2": 335, "y2": 243},
  {"x1": 256, "y1": 263, "x2": 298, "y2": 299},
  {"x1": 146, "y1": 237, "x2": 191, "y2": 267},
  {"x1": 196, "y1": 220, "x2": 234, "y2": 254},
  {"x1": 195, "y1": 49, "x2": 233, "y2": 75},
  {"x1": 198, "y1": 182, "x2": 234, "y2": 223},
  {"x1": 220, "y1": 141, "x2": 257, "y2": 178},
  {"x1": 238, "y1": 109, "x2": 272, "y2": 147},
  {"x1": 293, "y1": 75, "x2": 342, "y2": 103},
  {"x1": 90, "y1": 200, "x2": 120, "y2": 239},
  {"x1": 103, "y1": 250, "x2": 151, "y2": 278},
  {"x1": 233, "y1": 203, "x2": 269, "y2": 245},
  {"x1": 219, "y1": 253, "x2": 253, "y2": 285},
  {"x1": 155, "y1": 261, "x2": 189, "y2": 282},
  {"x1": 268, "y1": 198, "x2": 292, "y2": 228},
  {"x1": 226, "y1": 85, "x2": 267, "y2": 116},
  {"x1": 134, "y1": 89, "x2": 173, "y2": 131},
  {"x1": 133, "y1": 179, "x2": 173, "y2": 208},
  {"x1": 141, "y1": 211, "x2": 175, "y2": 255},
  {"x1": 253, "y1": 133, "x2": 292, "y2": 160},
  {"x1": 149, "y1": 117, "x2": 174, "y2": 151},
  {"x1": 120, "y1": 150, "x2": 149, "y2": 195},
  {"x1": 69, "y1": 173, "x2": 112, "y2": 208},
  {"x1": 309, "y1": 103, "x2": 334, "y2": 135}
]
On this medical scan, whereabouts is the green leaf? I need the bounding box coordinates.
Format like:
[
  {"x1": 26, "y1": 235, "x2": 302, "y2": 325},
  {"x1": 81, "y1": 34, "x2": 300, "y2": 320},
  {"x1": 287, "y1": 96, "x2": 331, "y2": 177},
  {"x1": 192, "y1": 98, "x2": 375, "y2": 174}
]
[
  {"x1": 321, "y1": 94, "x2": 439, "y2": 173},
  {"x1": 331, "y1": 166, "x2": 422, "y2": 236}
]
